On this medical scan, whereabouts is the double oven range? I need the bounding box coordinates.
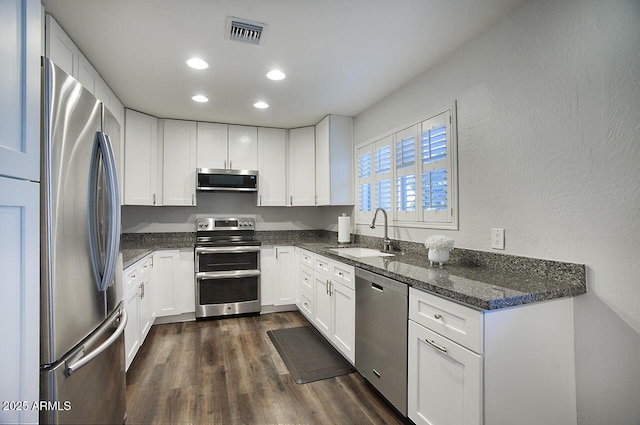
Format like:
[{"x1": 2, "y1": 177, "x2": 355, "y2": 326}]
[{"x1": 195, "y1": 217, "x2": 261, "y2": 318}]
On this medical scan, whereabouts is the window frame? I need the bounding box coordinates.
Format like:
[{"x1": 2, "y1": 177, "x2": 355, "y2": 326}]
[{"x1": 354, "y1": 101, "x2": 458, "y2": 230}]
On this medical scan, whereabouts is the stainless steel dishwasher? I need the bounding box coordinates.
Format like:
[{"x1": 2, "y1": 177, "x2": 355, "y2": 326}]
[{"x1": 355, "y1": 267, "x2": 408, "y2": 416}]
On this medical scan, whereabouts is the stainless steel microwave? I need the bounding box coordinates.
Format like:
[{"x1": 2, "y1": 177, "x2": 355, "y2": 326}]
[{"x1": 196, "y1": 168, "x2": 259, "y2": 192}]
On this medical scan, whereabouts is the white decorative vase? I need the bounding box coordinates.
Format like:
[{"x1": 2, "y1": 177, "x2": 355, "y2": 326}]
[{"x1": 428, "y1": 248, "x2": 450, "y2": 266}]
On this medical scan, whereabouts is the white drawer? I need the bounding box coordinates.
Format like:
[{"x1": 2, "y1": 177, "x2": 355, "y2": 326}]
[
  {"x1": 332, "y1": 262, "x2": 355, "y2": 290},
  {"x1": 314, "y1": 254, "x2": 331, "y2": 276},
  {"x1": 123, "y1": 254, "x2": 152, "y2": 293},
  {"x1": 300, "y1": 249, "x2": 314, "y2": 267},
  {"x1": 299, "y1": 289, "x2": 313, "y2": 320},
  {"x1": 409, "y1": 287, "x2": 484, "y2": 354},
  {"x1": 300, "y1": 265, "x2": 314, "y2": 293}
]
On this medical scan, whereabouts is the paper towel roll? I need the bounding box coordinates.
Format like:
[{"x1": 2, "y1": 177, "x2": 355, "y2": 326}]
[{"x1": 338, "y1": 215, "x2": 351, "y2": 243}]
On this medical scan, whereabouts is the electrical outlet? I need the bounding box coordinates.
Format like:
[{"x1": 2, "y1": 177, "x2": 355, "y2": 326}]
[{"x1": 492, "y1": 228, "x2": 505, "y2": 250}]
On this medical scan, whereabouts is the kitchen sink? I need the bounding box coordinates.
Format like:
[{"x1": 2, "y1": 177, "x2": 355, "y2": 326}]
[{"x1": 329, "y1": 247, "x2": 395, "y2": 258}]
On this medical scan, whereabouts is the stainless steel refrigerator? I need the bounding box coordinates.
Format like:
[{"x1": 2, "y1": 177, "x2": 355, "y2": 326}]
[{"x1": 39, "y1": 58, "x2": 127, "y2": 425}]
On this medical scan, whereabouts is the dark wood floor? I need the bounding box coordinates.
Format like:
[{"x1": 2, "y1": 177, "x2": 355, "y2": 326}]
[{"x1": 125, "y1": 311, "x2": 407, "y2": 425}]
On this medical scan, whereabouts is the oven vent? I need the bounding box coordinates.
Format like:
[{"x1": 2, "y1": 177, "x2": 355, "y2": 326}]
[{"x1": 226, "y1": 17, "x2": 268, "y2": 46}]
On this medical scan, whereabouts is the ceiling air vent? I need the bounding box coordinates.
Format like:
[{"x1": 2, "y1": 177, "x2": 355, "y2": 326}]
[{"x1": 226, "y1": 17, "x2": 268, "y2": 46}]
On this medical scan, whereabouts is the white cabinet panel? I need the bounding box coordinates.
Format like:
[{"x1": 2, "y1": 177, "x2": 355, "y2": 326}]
[
  {"x1": 315, "y1": 115, "x2": 353, "y2": 205},
  {"x1": 153, "y1": 250, "x2": 179, "y2": 317},
  {"x1": 257, "y1": 127, "x2": 287, "y2": 206},
  {"x1": 274, "y1": 246, "x2": 295, "y2": 305},
  {"x1": 313, "y1": 274, "x2": 332, "y2": 338},
  {"x1": 0, "y1": 176, "x2": 39, "y2": 425},
  {"x1": 124, "y1": 283, "x2": 140, "y2": 371},
  {"x1": 228, "y1": 125, "x2": 258, "y2": 170},
  {"x1": 178, "y1": 249, "x2": 195, "y2": 314},
  {"x1": 78, "y1": 53, "x2": 100, "y2": 95},
  {"x1": 196, "y1": 122, "x2": 227, "y2": 169},
  {"x1": 1, "y1": 0, "x2": 40, "y2": 182},
  {"x1": 331, "y1": 281, "x2": 355, "y2": 360},
  {"x1": 161, "y1": 120, "x2": 196, "y2": 206},
  {"x1": 288, "y1": 126, "x2": 315, "y2": 206},
  {"x1": 261, "y1": 246, "x2": 295, "y2": 306},
  {"x1": 408, "y1": 320, "x2": 482, "y2": 425},
  {"x1": 44, "y1": 13, "x2": 78, "y2": 78},
  {"x1": 124, "y1": 109, "x2": 158, "y2": 205}
]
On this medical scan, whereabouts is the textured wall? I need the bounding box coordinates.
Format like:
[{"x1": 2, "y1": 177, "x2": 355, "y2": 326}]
[{"x1": 353, "y1": 0, "x2": 640, "y2": 423}]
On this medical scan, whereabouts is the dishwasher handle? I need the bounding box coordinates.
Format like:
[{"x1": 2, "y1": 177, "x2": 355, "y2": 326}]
[{"x1": 371, "y1": 282, "x2": 384, "y2": 292}]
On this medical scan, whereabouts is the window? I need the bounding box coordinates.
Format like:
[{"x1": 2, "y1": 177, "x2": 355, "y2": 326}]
[{"x1": 355, "y1": 102, "x2": 458, "y2": 229}]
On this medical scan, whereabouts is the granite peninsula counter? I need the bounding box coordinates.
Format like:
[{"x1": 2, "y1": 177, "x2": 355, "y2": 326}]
[{"x1": 120, "y1": 231, "x2": 586, "y2": 310}]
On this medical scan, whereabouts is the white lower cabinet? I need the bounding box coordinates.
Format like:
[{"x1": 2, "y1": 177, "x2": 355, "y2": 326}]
[
  {"x1": 153, "y1": 249, "x2": 195, "y2": 317},
  {"x1": 306, "y1": 251, "x2": 355, "y2": 363},
  {"x1": 260, "y1": 246, "x2": 296, "y2": 307},
  {"x1": 408, "y1": 321, "x2": 482, "y2": 425},
  {"x1": 123, "y1": 253, "x2": 154, "y2": 371},
  {"x1": 408, "y1": 287, "x2": 577, "y2": 425}
]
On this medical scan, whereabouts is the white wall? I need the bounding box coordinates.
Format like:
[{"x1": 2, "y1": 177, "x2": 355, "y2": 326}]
[
  {"x1": 353, "y1": 1, "x2": 640, "y2": 423},
  {"x1": 122, "y1": 193, "x2": 352, "y2": 233}
]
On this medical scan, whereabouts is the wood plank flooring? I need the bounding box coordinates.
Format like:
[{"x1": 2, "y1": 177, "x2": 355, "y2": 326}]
[{"x1": 125, "y1": 311, "x2": 407, "y2": 425}]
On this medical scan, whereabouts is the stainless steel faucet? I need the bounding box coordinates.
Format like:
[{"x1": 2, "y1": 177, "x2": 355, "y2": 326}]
[{"x1": 370, "y1": 208, "x2": 391, "y2": 252}]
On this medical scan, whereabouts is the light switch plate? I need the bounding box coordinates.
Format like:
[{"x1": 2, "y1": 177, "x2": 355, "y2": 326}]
[{"x1": 492, "y1": 228, "x2": 505, "y2": 250}]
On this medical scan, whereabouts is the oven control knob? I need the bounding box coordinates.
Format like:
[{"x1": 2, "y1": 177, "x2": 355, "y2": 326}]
[
  {"x1": 242, "y1": 221, "x2": 249, "y2": 227},
  {"x1": 203, "y1": 223, "x2": 209, "y2": 228},
  {"x1": 248, "y1": 222, "x2": 253, "y2": 227}
]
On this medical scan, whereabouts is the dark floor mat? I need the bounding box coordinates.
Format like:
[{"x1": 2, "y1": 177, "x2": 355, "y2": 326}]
[{"x1": 267, "y1": 326, "x2": 355, "y2": 384}]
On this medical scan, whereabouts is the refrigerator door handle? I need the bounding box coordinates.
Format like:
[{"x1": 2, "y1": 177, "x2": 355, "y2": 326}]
[
  {"x1": 66, "y1": 309, "x2": 127, "y2": 376},
  {"x1": 88, "y1": 131, "x2": 120, "y2": 292}
]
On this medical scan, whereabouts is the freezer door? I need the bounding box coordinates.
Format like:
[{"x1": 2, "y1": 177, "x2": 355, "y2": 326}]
[
  {"x1": 41, "y1": 59, "x2": 120, "y2": 364},
  {"x1": 40, "y1": 307, "x2": 127, "y2": 425}
]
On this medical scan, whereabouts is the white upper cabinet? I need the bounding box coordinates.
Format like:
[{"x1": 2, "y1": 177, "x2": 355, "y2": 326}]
[
  {"x1": 257, "y1": 127, "x2": 287, "y2": 206},
  {"x1": 196, "y1": 122, "x2": 227, "y2": 169},
  {"x1": 196, "y1": 123, "x2": 257, "y2": 170},
  {"x1": 1, "y1": 0, "x2": 40, "y2": 182},
  {"x1": 44, "y1": 13, "x2": 78, "y2": 78},
  {"x1": 124, "y1": 109, "x2": 158, "y2": 206},
  {"x1": 160, "y1": 120, "x2": 197, "y2": 206},
  {"x1": 228, "y1": 125, "x2": 258, "y2": 170},
  {"x1": 78, "y1": 53, "x2": 99, "y2": 96},
  {"x1": 288, "y1": 126, "x2": 316, "y2": 206},
  {"x1": 315, "y1": 115, "x2": 354, "y2": 205}
]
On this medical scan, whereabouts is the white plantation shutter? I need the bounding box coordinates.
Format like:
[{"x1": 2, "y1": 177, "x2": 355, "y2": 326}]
[
  {"x1": 421, "y1": 111, "x2": 452, "y2": 223},
  {"x1": 356, "y1": 145, "x2": 373, "y2": 221},
  {"x1": 374, "y1": 137, "x2": 392, "y2": 211},
  {"x1": 395, "y1": 125, "x2": 418, "y2": 221},
  {"x1": 355, "y1": 102, "x2": 457, "y2": 229}
]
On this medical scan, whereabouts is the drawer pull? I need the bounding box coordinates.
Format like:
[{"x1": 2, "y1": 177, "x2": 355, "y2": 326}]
[
  {"x1": 372, "y1": 369, "x2": 381, "y2": 378},
  {"x1": 434, "y1": 313, "x2": 442, "y2": 319},
  {"x1": 425, "y1": 338, "x2": 448, "y2": 353}
]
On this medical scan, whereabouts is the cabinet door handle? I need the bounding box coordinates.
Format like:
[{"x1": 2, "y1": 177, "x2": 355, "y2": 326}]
[
  {"x1": 139, "y1": 283, "x2": 144, "y2": 299},
  {"x1": 329, "y1": 281, "x2": 333, "y2": 296},
  {"x1": 372, "y1": 369, "x2": 381, "y2": 378},
  {"x1": 425, "y1": 338, "x2": 447, "y2": 353},
  {"x1": 153, "y1": 193, "x2": 156, "y2": 205},
  {"x1": 224, "y1": 159, "x2": 227, "y2": 169},
  {"x1": 275, "y1": 247, "x2": 278, "y2": 260},
  {"x1": 229, "y1": 160, "x2": 232, "y2": 169},
  {"x1": 259, "y1": 195, "x2": 262, "y2": 206},
  {"x1": 434, "y1": 313, "x2": 442, "y2": 319},
  {"x1": 192, "y1": 193, "x2": 195, "y2": 205},
  {"x1": 290, "y1": 195, "x2": 293, "y2": 206}
]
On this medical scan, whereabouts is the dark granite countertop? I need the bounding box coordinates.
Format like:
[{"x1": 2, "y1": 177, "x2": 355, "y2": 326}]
[
  {"x1": 294, "y1": 241, "x2": 586, "y2": 310},
  {"x1": 120, "y1": 231, "x2": 586, "y2": 310}
]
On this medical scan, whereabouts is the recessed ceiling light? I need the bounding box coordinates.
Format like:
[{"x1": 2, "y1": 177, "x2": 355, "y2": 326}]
[
  {"x1": 186, "y1": 58, "x2": 209, "y2": 70},
  {"x1": 266, "y1": 70, "x2": 286, "y2": 81},
  {"x1": 253, "y1": 101, "x2": 269, "y2": 109},
  {"x1": 192, "y1": 95, "x2": 209, "y2": 103}
]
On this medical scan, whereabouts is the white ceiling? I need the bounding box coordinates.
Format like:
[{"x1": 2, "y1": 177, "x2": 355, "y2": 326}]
[{"x1": 42, "y1": 0, "x2": 528, "y2": 128}]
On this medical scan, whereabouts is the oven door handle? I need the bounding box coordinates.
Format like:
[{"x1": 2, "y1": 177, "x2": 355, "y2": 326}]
[
  {"x1": 196, "y1": 270, "x2": 261, "y2": 280},
  {"x1": 195, "y1": 246, "x2": 261, "y2": 254}
]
